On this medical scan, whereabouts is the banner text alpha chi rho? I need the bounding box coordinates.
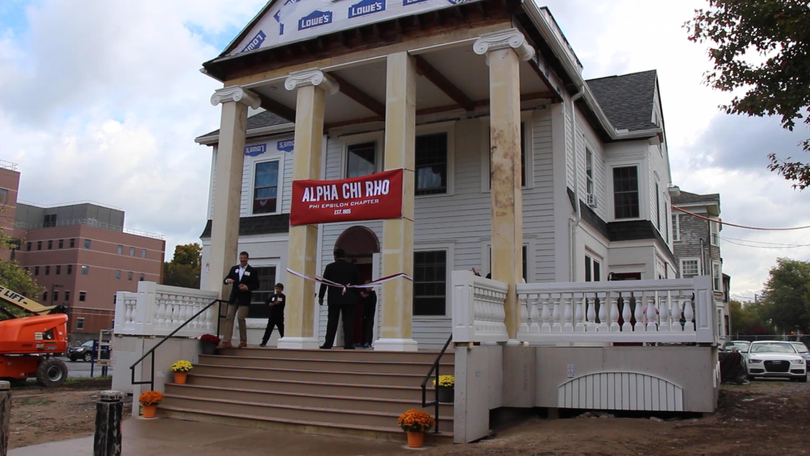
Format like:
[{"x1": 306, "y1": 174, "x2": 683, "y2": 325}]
[{"x1": 290, "y1": 169, "x2": 403, "y2": 226}]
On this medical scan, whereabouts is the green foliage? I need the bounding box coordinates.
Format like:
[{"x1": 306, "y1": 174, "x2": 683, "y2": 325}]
[
  {"x1": 162, "y1": 243, "x2": 201, "y2": 288},
  {"x1": 729, "y1": 300, "x2": 776, "y2": 335},
  {"x1": 686, "y1": 0, "x2": 810, "y2": 189},
  {"x1": 759, "y1": 258, "x2": 810, "y2": 333},
  {"x1": 0, "y1": 224, "x2": 43, "y2": 317}
]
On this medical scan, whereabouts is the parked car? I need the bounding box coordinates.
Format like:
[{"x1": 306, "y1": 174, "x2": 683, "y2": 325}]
[
  {"x1": 67, "y1": 340, "x2": 111, "y2": 362},
  {"x1": 721, "y1": 340, "x2": 751, "y2": 353},
  {"x1": 789, "y1": 341, "x2": 810, "y2": 368},
  {"x1": 746, "y1": 341, "x2": 807, "y2": 382}
]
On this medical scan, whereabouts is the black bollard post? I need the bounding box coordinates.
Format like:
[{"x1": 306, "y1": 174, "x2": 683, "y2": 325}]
[
  {"x1": 0, "y1": 381, "x2": 10, "y2": 456},
  {"x1": 93, "y1": 390, "x2": 124, "y2": 456}
]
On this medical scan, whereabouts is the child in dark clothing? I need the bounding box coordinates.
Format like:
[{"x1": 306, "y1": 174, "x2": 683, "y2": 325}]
[{"x1": 259, "y1": 283, "x2": 285, "y2": 347}]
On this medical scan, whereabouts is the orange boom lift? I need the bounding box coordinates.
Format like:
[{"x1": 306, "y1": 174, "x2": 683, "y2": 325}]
[{"x1": 0, "y1": 285, "x2": 68, "y2": 386}]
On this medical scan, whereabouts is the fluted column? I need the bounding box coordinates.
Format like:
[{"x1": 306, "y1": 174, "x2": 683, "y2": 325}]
[
  {"x1": 474, "y1": 29, "x2": 534, "y2": 341},
  {"x1": 376, "y1": 52, "x2": 418, "y2": 352},
  {"x1": 208, "y1": 87, "x2": 260, "y2": 303},
  {"x1": 278, "y1": 69, "x2": 338, "y2": 349}
]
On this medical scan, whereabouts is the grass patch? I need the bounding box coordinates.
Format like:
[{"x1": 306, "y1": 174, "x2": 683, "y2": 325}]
[{"x1": 16, "y1": 397, "x2": 55, "y2": 406}]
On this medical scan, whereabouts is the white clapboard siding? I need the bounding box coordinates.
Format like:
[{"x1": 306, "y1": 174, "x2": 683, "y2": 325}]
[{"x1": 558, "y1": 372, "x2": 684, "y2": 412}]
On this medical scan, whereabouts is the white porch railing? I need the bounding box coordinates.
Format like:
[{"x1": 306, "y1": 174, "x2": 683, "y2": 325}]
[
  {"x1": 452, "y1": 270, "x2": 509, "y2": 344},
  {"x1": 516, "y1": 276, "x2": 716, "y2": 344},
  {"x1": 451, "y1": 271, "x2": 716, "y2": 345},
  {"x1": 114, "y1": 282, "x2": 219, "y2": 337}
]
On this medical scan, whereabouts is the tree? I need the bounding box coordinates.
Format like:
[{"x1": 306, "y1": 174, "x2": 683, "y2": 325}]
[
  {"x1": 163, "y1": 243, "x2": 202, "y2": 289},
  {"x1": 729, "y1": 299, "x2": 776, "y2": 335},
  {"x1": 686, "y1": 0, "x2": 810, "y2": 189},
  {"x1": 0, "y1": 228, "x2": 43, "y2": 318},
  {"x1": 759, "y1": 258, "x2": 810, "y2": 333}
]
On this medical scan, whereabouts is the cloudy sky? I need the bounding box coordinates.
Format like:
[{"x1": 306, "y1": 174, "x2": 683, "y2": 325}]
[{"x1": 1, "y1": 0, "x2": 808, "y2": 302}]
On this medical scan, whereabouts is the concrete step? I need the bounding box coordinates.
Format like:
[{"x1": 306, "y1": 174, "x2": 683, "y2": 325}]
[{"x1": 191, "y1": 364, "x2": 429, "y2": 387}]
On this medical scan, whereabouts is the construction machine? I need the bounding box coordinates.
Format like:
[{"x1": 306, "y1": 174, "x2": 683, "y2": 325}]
[{"x1": 0, "y1": 285, "x2": 69, "y2": 386}]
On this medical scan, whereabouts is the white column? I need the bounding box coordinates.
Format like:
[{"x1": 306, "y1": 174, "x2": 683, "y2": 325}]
[
  {"x1": 376, "y1": 52, "x2": 418, "y2": 352},
  {"x1": 207, "y1": 87, "x2": 260, "y2": 300},
  {"x1": 474, "y1": 29, "x2": 534, "y2": 341},
  {"x1": 278, "y1": 69, "x2": 338, "y2": 349}
]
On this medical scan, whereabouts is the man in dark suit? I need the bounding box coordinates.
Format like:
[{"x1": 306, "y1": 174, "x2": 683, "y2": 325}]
[
  {"x1": 217, "y1": 251, "x2": 260, "y2": 348},
  {"x1": 318, "y1": 248, "x2": 360, "y2": 349}
]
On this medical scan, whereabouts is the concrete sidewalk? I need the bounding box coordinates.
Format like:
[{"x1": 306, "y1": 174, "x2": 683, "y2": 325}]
[{"x1": 9, "y1": 417, "x2": 421, "y2": 456}]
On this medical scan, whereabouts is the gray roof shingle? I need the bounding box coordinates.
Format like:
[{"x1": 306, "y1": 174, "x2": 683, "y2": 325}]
[{"x1": 586, "y1": 70, "x2": 658, "y2": 132}]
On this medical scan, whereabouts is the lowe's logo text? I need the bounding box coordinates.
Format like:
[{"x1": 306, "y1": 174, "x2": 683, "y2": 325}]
[
  {"x1": 278, "y1": 140, "x2": 294, "y2": 152},
  {"x1": 244, "y1": 144, "x2": 267, "y2": 156},
  {"x1": 299, "y1": 10, "x2": 333, "y2": 30},
  {"x1": 241, "y1": 31, "x2": 266, "y2": 53},
  {"x1": 349, "y1": 0, "x2": 385, "y2": 18}
]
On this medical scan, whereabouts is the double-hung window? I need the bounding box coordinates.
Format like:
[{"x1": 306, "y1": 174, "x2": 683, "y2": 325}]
[
  {"x1": 613, "y1": 166, "x2": 639, "y2": 219},
  {"x1": 413, "y1": 251, "x2": 447, "y2": 316},
  {"x1": 680, "y1": 258, "x2": 700, "y2": 278},
  {"x1": 415, "y1": 133, "x2": 447, "y2": 195},
  {"x1": 346, "y1": 142, "x2": 376, "y2": 178},
  {"x1": 253, "y1": 160, "x2": 280, "y2": 214}
]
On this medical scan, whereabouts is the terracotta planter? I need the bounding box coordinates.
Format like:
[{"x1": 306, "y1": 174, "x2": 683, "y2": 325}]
[
  {"x1": 173, "y1": 372, "x2": 188, "y2": 384},
  {"x1": 141, "y1": 404, "x2": 157, "y2": 418},
  {"x1": 406, "y1": 430, "x2": 425, "y2": 448},
  {"x1": 437, "y1": 386, "x2": 454, "y2": 403}
]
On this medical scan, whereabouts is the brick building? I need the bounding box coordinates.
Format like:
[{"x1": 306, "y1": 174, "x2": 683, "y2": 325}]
[{"x1": 0, "y1": 162, "x2": 165, "y2": 342}]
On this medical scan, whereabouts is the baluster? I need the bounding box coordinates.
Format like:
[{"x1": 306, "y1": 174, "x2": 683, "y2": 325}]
[
  {"x1": 683, "y1": 299, "x2": 695, "y2": 332},
  {"x1": 671, "y1": 297, "x2": 682, "y2": 332},
  {"x1": 597, "y1": 292, "x2": 608, "y2": 332},
  {"x1": 632, "y1": 293, "x2": 643, "y2": 332},
  {"x1": 155, "y1": 298, "x2": 167, "y2": 327},
  {"x1": 540, "y1": 299, "x2": 551, "y2": 333},
  {"x1": 620, "y1": 295, "x2": 632, "y2": 332},
  {"x1": 551, "y1": 296, "x2": 562, "y2": 332},
  {"x1": 610, "y1": 295, "x2": 621, "y2": 332},
  {"x1": 125, "y1": 302, "x2": 134, "y2": 326},
  {"x1": 562, "y1": 295, "x2": 573, "y2": 333},
  {"x1": 658, "y1": 293, "x2": 670, "y2": 332},
  {"x1": 645, "y1": 295, "x2": 657, "y2": 332},
  {"x1": 518, "y1": 293, "x2": 530, "y2": 336},
  {"x1": 573, "y1": 295, "x2": 584, "y2": 333},
  {"x1": 585, "y1": 295, "x2": 596, "y2": 333},
  {"x1": 529, "y1": 297, "x2": 541, "y2": 333}
]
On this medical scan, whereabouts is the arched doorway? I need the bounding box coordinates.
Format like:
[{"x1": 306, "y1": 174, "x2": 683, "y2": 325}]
[{"x1": 334, "y1": 226, "x2": 380, "y2": 345}]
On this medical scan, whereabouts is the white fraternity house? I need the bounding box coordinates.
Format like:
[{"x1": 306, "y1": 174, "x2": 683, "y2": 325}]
[{"x1": 114, "y1": 0, "x2": 720, "y2": 443}]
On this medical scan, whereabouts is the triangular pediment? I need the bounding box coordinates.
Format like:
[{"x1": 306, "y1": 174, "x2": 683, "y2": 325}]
[{"x1": 224, "y1": 0, "x2": 485, "y2": 57}]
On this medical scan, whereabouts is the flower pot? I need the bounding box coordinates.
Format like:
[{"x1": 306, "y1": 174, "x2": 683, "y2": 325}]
[
  {"x1": 406, "y1": 430, "x2": 425, "y2": 448},
  {"x1": 173, "y1": 372, "x2": 188, "y2": 384},
  {"x1": 141, "y1": 404, "x2": 157, "y2": 418},
  {"x1": 437, "y1": 386, "x2": 454, "y2": 403}
]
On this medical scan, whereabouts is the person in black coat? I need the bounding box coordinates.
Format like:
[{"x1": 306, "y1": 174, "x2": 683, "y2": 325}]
[
  {"x1": 218, "y1": 251, "x2": 260, "y2": 348},
  {"x1": 359, "y1": 282, "x2": 377, "y2": 348},
  {"x1": 260, "y1": 283, "x2": 286, "y2": 347},
  {"x1": 318, "y1": 248, "x2": 360, "y2": 349}
]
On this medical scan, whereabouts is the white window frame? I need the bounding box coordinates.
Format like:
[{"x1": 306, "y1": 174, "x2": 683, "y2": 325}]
[
  {"x1": 480, "y1": 112, "x2": 534, "y2": 192},
  {"x1": 415, "y1": 121, "x2": 455, "y2": 197},
  {"x1": 712, "y1": 261, "x2": 722, "y2": 291},
  {"x1": 413, "y1": 242, "x2": 454, "y2": 319},
  {"x1": 710, "y1": 219, "x2": 720, "y2": 245},
  {"x1": 76, "y1": 317, "x2": 85, "y2": 330},
  {"x1": 680, "y1": 258, "x2": 700, "y2": 278},
  {"x1": 342, "y1": 131, "x2": 384, "y2": 179},
  {"x1": 672, "y1": 213, "x2": 680, "y2": 241},
  {"x1": 250, "y1": 156, "x2": 285, "y2": 216},
  {"x1": 481, "y1": 239, "x2": 533, "y2": 283},
  {"x1": 585, "y1": 148, "x2": 594, "y2": 196}
]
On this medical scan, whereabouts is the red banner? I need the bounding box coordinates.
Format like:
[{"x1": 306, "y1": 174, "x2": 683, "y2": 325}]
[{"x1": 290, "y1": 169, "x2": 403, "y2": 226}]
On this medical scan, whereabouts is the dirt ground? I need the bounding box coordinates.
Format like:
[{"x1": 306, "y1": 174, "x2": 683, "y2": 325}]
[{"x1": 6, "y1": 378, "x2": 810, "y2": 454}]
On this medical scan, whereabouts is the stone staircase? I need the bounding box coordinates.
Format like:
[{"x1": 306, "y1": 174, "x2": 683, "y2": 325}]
[{"x1": 158, "y1": 347, "x2": 455, "y2": 444}]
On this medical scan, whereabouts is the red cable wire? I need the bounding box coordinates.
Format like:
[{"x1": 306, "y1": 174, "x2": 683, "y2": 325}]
[{"x1": 672, "y1": 206, "x2": 810, "y2": 231}]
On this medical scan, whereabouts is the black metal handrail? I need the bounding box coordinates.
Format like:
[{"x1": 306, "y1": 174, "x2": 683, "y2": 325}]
[
  {"x1": 420, "y1": 334, "x2": 453, "y2": 433},
  {"x1": 129, "y1": 298, "x2": 227, "y2": 392}
]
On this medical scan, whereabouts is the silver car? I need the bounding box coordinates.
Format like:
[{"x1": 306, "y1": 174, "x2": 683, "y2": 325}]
[
  {"x1": 789, "y1": 342, "x2": 810, "y2": 369},
  {"x1": 746, "y1": 341, "x2": 807, "y2": 382}
]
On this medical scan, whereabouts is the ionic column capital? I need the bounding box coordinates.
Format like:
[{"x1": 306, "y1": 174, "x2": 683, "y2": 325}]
[
  {"x1": 284, "y1": 69, "x2": 339, "y2": 95},
  {"x1": 473, "y1": 28, "x2": 535, "y2": 62},
  {"x1": 210, "y1": 86, "x2": 261, "y2": 109}
]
